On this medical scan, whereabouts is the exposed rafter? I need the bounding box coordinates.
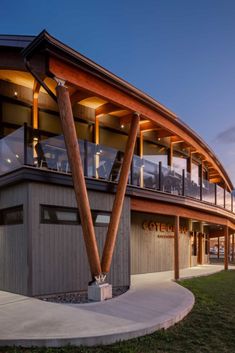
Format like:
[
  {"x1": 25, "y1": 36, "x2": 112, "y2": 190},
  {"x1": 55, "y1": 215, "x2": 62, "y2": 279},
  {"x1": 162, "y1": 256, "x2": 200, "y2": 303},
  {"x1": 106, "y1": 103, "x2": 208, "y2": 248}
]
[
  {"x1": 95, "y1": 102, "x2": 121, "y2": 116},
  {"x1": 70, "y1": 89, "x2": 95, "y2": 106},
  {"x1": 139, "y1": 120, "x2": 157, "y2": 132},
  {"x1": 32, "y1": 79, "x2": 41, "y2": 129},
  {"x1": 119, "y1": 114, "x2": 133, "y2": 126},
  {"x1": 209, "y1": 177, "x2": 222, "y2": 183},
  {"x1": 171, "y1": 136, "x2": 184, "y2": 144}
]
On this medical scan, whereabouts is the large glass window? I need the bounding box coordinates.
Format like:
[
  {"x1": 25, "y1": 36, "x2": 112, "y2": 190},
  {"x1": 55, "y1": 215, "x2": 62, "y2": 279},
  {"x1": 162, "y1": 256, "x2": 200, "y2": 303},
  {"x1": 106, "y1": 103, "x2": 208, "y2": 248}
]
[
  {"x1": 173, "y1": 151, "x2": 187, "y2": 174},
  {"x1": 92, "y1": 211, "x2": 111, "y2": 226},
  {"x1": 0, "y1": 205, "x2": 23, "y2": 225},
  {"x1": 100, "y1": 127, "x2": 128, "y2": 152},
  {"x1": 41, "y1": 205, "x2": 80, "y2": 225},
  {"x1": 75, "y1": 121, "x2": 93, "y2": 141},
  {"x1": 2, "y1": 102, "x2": 31, "y2": 126},
  {"x1": 39, "y1": 111, "x2": 62, "y2": 135},
  {"x1": 143, "y1": 140, "x2": 167, "y2": 166},
  {"x1": 191, "y1": 163, "x2": 199, "y2": 184},
  {"x1": 40, "y1": 205, "x2": 111, "y2": 226}
]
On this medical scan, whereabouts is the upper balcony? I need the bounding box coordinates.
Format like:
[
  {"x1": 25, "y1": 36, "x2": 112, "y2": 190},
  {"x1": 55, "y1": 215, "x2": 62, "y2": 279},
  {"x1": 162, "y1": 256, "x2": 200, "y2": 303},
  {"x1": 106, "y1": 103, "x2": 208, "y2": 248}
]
[{"x1": 1, "y1": 125, "x2": 234, "y2": 215}]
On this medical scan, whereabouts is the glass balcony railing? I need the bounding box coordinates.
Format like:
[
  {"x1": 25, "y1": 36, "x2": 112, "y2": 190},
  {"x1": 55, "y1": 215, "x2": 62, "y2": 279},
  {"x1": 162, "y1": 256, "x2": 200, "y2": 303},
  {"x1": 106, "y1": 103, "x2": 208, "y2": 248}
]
[
  {"x1": 202, "y1": 179, "x2": 216, "y2": 204},
  {"x1": 161, "y1": 165, "x2": 182, "y2": 195},
  {"x1": 0, "y1": 126, "x2": 25, "y2": 175},
  {"x1": 225, "y1": 190, "x2": 232, "y2": 211},
  {"x1": 143, "y1": 158, "x2": 159, "y2": 190},
  {"x1": 185, "y1": 172, "x2": 200, "y2": 200},
  {"x1": 0, "y1": 125, "x2": 234, "y2": 214},
  {"x1": 216, "y1": 185, "x2": 225, "y2": 208}
]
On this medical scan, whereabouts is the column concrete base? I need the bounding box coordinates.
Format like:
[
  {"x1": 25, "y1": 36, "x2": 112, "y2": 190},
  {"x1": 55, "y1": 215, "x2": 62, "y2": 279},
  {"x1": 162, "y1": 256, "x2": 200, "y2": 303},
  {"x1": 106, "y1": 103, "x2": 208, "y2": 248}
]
[{"x1": 88, "y1": 283, "x2": 112, "y2": 301}]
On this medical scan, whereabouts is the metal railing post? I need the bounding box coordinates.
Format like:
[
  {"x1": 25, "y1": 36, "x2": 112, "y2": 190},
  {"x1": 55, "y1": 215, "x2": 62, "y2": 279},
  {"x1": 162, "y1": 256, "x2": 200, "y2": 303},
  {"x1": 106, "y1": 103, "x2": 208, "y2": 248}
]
[
  {"x1": 84, "y1": 140, "x2": 88, "y2": 177},
  {"x1": 23, "y1": 123, "x2": 28, "y2": 165},
  {"x1": 215, "y1": 184, "x2": 217, "y2": 206},
  {"x1": 159, "y1": 161, "x2": 162, "y2": 191},
  {"x1": 200, "y1": 176, "x2": 203, "y2": 201},
  {"x1": 182, "y1": 169, "x2": 185, "y2": 196}
]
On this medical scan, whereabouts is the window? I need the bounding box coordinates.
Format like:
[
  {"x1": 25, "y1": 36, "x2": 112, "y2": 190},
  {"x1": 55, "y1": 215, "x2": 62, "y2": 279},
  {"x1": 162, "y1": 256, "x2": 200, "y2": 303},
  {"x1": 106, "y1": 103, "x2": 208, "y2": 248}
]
[
  {"x1": 2, "y1": 102, "x2": 31, "y2": 126},
  {"x1": 0, "y1": 205, "x2": 23, "y2": 225},
  {"x1": 92, "y1": 211, "x2": 111, "y2": 226},
  {"x1": 40, "y1": 205, "x2": 111, "y2": 226},
  {"x1": 191, "y1": 232, "x2": 197, "y2": 256},
  {"x1": 41, "y1": 205, "x2": 80, "y2": 225},
  {"x1": 205, "y1": 234, "x2": 209, "y2": 255}
]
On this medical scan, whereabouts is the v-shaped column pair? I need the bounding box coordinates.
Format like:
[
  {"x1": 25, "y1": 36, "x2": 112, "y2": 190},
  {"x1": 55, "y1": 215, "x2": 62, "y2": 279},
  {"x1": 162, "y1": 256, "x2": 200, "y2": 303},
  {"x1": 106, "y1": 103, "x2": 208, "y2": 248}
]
[{"x1": 56, "y1": 82, "x2": 140, "y2": 280}]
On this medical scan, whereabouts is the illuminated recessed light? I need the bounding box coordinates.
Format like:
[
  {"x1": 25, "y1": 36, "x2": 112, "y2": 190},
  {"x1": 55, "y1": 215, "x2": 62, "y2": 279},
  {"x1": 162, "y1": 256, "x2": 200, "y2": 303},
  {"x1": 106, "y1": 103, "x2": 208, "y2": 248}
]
[
  {"x1": 14, "y1": 91, "x2": 18, "y2": 97},
  {"x1": 15, "y1": 154, "x2": 19, "y2": 158},
  {"x1": 96, "y1": 148, "x2": 102, "y2": 155},
  {"x1": 121, "y1": 124, "x2": 125, "y2": 129},
  {"x1": 158, "y1": 138, "x2": 161, "y2": 141},
  {"x1": 6, "y1": 158, "x2": 11, "y2": 163}
]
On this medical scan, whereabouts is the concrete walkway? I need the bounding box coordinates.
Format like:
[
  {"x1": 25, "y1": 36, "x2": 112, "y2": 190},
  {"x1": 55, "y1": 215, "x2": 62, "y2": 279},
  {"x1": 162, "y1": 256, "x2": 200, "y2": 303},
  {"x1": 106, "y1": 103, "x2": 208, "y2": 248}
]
[{"x1": 0, "y1": 264, "x2": 228, "y2": 347}]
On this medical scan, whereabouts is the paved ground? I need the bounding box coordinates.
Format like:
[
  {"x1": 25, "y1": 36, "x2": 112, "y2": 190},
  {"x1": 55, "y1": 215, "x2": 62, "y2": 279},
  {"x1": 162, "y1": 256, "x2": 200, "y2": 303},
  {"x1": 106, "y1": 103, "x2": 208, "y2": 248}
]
[{"x1": 0, "y1": 264, "x2": 228, "y2": 347}]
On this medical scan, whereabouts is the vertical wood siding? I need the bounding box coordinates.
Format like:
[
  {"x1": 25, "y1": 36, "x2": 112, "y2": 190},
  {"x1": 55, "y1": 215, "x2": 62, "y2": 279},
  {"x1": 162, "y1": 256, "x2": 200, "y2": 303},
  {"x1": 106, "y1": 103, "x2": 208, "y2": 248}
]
[
  {"x1": 0, "y1": 184, "x2": 28, "y2": 294},
  {"x1": 131, "y1": 212, "x2": 190, "y2": 274},
  {"x1": 28, "y1": 183, "x2": 130, "y2": 296}
]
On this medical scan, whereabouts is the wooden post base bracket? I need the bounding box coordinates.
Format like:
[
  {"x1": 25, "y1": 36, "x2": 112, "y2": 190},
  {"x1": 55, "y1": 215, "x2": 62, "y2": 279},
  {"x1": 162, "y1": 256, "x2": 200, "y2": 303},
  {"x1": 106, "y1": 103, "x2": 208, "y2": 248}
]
[{"x1": 88, "y1": 283, "x2": 112, "y2": 301}]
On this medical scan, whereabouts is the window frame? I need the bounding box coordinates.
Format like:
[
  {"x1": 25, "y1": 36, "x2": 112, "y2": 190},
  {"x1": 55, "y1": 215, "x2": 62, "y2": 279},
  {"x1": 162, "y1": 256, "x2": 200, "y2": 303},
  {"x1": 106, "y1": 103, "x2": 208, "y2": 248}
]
[
  {"x1": 40, "y1": 205, "x2": 81, "y2": 225},
  {"x1": 0, "y1": 205, "x2": 23, "y2": 225},
  {"x1": 40, "y1": 205, "x2": 111, "y2": 227},
  {"x1": 92, "y1": 210, "x2": 111, "y2": 227}
]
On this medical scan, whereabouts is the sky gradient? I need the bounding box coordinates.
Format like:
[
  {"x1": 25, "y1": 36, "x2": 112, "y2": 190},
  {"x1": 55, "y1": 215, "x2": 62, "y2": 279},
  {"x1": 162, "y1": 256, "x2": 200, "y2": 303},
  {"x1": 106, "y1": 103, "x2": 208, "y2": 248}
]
[{"x1": 1, "y1": 0, "x2": 235, "y2": 183}]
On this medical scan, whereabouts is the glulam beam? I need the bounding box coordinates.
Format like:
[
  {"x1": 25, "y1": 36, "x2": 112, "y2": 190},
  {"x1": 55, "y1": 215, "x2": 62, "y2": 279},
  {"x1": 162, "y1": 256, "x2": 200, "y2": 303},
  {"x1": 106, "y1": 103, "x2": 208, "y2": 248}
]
[
  {"x1": 70, "y1": 89, "x2": 95, "y2": 106},
  {"x1": 32, "y1": 80, "x2": 41, "y2": 129},
  {"x1": 95, "y1": 102, "x2": 121, "y2": 116}
]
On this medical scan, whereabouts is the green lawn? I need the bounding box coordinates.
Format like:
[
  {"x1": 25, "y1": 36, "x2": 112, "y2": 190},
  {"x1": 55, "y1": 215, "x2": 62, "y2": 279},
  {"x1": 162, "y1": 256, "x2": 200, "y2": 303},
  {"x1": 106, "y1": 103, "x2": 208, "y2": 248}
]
[{"x1": 1, "y1": 270, "x2": 235, "y2": 353}]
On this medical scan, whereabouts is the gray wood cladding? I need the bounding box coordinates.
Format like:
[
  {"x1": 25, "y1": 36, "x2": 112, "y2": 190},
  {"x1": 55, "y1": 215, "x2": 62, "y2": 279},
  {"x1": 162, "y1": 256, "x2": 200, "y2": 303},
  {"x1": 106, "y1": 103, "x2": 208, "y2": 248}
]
[
  {"x1": 28, "y1": 183, "x2": 130, "y2": 296},
  {"x1": 131, "y1": 212, "x2": 190, "y2": 274},
  {"x1": 0, "y1": 183, "x2": 28, "y2": 294}
]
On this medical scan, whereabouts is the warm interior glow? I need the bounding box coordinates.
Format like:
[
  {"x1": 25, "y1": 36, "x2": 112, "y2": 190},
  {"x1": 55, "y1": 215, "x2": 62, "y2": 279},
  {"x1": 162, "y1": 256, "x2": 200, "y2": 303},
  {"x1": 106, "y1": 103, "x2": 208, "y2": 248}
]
[
  {"x1": 139, "y1": 119, "x2": 150, "y2": 124},
  {"x1": 79, "y1": 97, "x2": 107, "y2": 109},
  {"x1": 0, "y1": 70, "x2": 34, "y2": 89},
  {"x1": 110, "y1": 110, "x2": 129, "y2": 117},
  {"x1": 43, "y1": 77, "x2": 57, "y2": 95},
  {"x1": 0, "y1": 70, "x2": 57, "y2": 96}
]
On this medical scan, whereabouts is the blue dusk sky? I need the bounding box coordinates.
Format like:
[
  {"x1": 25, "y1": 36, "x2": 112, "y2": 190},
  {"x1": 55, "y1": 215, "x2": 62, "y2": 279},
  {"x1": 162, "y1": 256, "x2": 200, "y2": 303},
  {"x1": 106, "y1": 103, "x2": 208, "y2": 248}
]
[{"x1": 1, "y1": 0, "x2": 235, "y2": 183}]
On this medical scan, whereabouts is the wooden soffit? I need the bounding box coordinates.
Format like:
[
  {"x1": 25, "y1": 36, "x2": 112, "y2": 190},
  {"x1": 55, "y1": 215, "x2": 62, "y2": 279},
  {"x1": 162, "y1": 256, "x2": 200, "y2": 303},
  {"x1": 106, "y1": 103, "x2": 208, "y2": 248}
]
[{"x1": 131, "y1": 198, "x2": 235, "y2": 231}]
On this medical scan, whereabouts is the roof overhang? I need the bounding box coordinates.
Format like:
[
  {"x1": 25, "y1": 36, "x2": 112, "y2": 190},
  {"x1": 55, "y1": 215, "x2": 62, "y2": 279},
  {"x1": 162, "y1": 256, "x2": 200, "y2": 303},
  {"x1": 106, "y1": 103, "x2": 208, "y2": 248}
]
[{"x1": 2, "y1": 30, "x2": 233, "y2": 191}]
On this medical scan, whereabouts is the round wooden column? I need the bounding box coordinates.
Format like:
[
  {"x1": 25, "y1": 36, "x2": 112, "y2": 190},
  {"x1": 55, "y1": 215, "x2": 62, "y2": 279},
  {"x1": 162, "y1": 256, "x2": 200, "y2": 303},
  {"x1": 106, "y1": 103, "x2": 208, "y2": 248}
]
[
  {"x1": 174, "y1": 215, "x2": 180, "y2": 280},
  {"x1": 101, "y1": 113, "x2": 140, "y2": 274},
  {"x1": 224, "y1": 226, "x2": 229, "y2": 270},
  {"x1": 56, "y1": 82, "x2": 102, "y2": 278}
]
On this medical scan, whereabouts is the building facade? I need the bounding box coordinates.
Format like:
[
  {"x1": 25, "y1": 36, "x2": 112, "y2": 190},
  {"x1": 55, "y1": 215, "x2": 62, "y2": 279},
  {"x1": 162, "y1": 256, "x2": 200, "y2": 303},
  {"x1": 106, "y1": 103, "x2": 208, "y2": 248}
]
[{"x1": 0, "y1": 31, "x2": 234, "y2": 297}]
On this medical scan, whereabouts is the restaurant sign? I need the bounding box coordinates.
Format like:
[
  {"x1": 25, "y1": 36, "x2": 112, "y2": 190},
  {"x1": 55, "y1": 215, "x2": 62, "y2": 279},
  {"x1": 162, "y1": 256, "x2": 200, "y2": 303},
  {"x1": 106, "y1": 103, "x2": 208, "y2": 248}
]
[{"x1": 142, "y1": 221, "x2": 188, "y2": 234}]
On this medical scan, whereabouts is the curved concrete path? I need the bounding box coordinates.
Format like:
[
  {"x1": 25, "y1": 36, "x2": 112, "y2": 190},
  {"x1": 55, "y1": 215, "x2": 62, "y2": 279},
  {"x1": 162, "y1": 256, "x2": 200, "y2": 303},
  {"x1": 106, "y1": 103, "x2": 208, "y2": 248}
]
[{"x1": 0, "y1": 264, "x2": 226, "y2": 347}]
